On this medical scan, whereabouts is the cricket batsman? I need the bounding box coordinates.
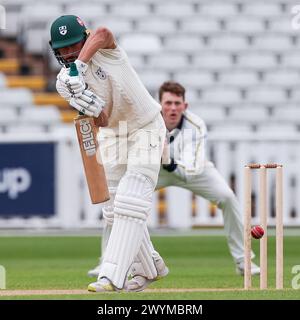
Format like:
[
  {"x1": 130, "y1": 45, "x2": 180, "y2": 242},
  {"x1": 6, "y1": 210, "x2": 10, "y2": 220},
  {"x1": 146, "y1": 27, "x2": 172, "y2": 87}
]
[{"x1": 49, "y1": 15, "x2": 168, "y2": 292}]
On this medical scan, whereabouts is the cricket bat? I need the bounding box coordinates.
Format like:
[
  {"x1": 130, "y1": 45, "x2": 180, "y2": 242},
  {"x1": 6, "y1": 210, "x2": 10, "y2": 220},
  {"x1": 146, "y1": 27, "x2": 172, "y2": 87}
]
[{"x1": 70, "y1": 63, "x2": 110, "y2": 204}]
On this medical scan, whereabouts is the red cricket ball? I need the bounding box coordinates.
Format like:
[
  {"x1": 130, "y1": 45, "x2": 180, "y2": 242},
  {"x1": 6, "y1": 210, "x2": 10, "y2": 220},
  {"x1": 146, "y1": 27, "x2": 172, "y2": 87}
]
[{"x1": 251, "y1": 225, "x2": 265, "y2": 239}]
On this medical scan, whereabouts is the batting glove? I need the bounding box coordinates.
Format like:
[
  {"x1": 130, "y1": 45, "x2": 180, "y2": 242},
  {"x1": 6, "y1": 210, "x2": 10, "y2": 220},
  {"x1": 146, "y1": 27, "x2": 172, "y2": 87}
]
[
  {"x1": 69, "y1": 90, "x2": 105, "y2": 117},
  {"x1": 57, "y1": 60, "x2": 88, "y2": 98}
]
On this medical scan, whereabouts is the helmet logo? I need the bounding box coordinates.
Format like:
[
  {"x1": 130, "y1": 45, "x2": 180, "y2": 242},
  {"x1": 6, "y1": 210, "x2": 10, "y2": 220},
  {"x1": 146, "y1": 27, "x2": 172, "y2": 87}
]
[
  {"x1": 77, "y1": 17, "x2": 84, "y2": 26},
  {"x1": 59, "y1": 25, "x2": 67, "y2": 35}
]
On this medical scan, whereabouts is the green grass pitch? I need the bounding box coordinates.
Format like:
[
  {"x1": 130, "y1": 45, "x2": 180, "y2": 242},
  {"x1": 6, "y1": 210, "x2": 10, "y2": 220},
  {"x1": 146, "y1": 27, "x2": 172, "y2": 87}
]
[{"x1": 0, "y1": 234, "x2": 299, "y2": 299}]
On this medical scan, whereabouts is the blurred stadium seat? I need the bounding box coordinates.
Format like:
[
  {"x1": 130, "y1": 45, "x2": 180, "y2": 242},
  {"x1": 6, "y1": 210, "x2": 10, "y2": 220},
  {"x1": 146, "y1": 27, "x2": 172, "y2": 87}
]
[
  {"x1": 5, "y1": 124, "x2": 48, "y2": 133},
  {"x1": 138, "y1": 70, "x2": 170, "y2": 92},
  {"x1": 180, "y1": 17, "x2": 221, "y2": 34},
  {"x1": 210, "y1": 123, "x2": 253, "y2": 134},
  {"x1": 0, "y1": 73, "x2": 6, "y2": 88},
  {"x1": 242, "y1": 3, "x2": 282, "y2": 17},
  {"x1": 246, "y1": 86, "x2": 287, "y2": 104},
  {"x1": 218, "y1": 70, "x2": 259, "y2": 87},
  {"x1": 21, "y1": 4, "x2": 63, "y2": 29},
  {"x1": 229, "y1": 106, "x2": 270, "y2": 122},
  {"x1": 91, "y1": 18, "x2": 133, "y2": 34},
  {"x1": 256, "y1": 123, "x2": 299, "y2": 135},
  {"x1": 164, "y1": 35, "x2": 205, "y2": 52},
  {"x1": 273, "y1": 106, "x2": 300, "y2": 122},
  {"x1": 119, "y1": 34, "x2": 161, "y2": 53},
  {"x1": 147, "y1": 52, "x2": 189, "y2": 70},
  {"x1": 20, "y1": 106, "x2": 61, "y2": 125},
  {"x1": 236, "y1": 52, "x2": 278, "y2": 69},
  {"x1": 0, "y1": 59, "x2": 20, "y2": 74},
  {"x1": 201, "y1": 86, "x2": 242, "y2": 104},
  {"x1": 0, "y1": 108, "x2": 18, "y2": 124},
  {"x1": 185, "y1": 88, "x2": 199, "y2": 104},
  {"x1": 6, "y1": 76, "x2": 47, "y2": 90},
  {"x1": 252, "y1": 34, "x2": 293, "y2": 51},
  {"x1": 64, "y1": 4, "x2": 106, "y2": 24},
  {"x1": 136, "y1": 17, "x2": 176, "y2": 35},
  {"x1": 263, "y1": 69, "x2": 300, "y2": 87},
  {"x1": 22, "y1": 28, "x2": 49, "y2": 54},
  {"x1": 0, "y1": 88, "x2": 33, "y2": 107},
  {"x1": 20, "y1": 4, "x2": 63, "y2": 54},
  {"x1": 193, "y1": 51, "x2": 233, "y2": 69},
  {"x1": 289, "y1": 88, "x2": 300, "y2": 102},
  {"x1": 125, "y1": 54, "x2": 147, "y2": 70},
  {"x1": 110, "y1": 3, "x2": 151, "y2": 18},
  {"x1": 281, "y1": 52, "x2": 300, "y2": 68},
  {"x1": 189, "y1": 106, "x2": 226, "y2": 124},
  {"x1": 154, "y1": 3, "x2": 195, "y2": 17},
  {"x1": 173, "y1": 70, "x2": 215, "y2": 88},
  {"x1": 268, "y1": 16, "x2": 296, "y2": 33},
  {"x1": 208, "y1": 34, "x2": 249, "y2": 51},
  {"x1": 225, "y1": 16, "x2": 265, "y2": 34},
  {"x1": 200, "y1": 3, "x2": 238, "y2": 17},
  {"x1": 0, "y1": 0, "x2": 24, "y2": 37}
]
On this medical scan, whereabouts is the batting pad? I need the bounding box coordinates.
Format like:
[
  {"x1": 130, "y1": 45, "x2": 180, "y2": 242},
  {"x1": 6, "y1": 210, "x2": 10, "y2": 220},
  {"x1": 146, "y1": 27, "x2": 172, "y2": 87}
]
[
  {"x1": 131, "y1": 225, "x2": 158, "y2": 280},
  {"x1": 98, "y1": 172, "x2": 154, "y2": 289},
  {"x1": 103, "y1": 206, "x2": 114, "y2": 226},
  {"x1": 102, "y1": 186, "x2": 117, "y2": 226},
  {"x1": 100, "y1": 192, "x2": 117, "y2": 259},
  {"x1": 101, "y1": 221, "x2": 112, "y2": 258}
]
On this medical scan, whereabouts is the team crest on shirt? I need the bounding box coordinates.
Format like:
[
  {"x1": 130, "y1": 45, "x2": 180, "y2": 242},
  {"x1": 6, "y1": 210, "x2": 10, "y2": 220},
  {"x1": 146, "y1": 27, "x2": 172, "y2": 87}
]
[
  {"x1": 95, "y1": 67, "x2": 107, "y2": 80},
  {"x1": 59, "y1": 26, "x2": 67, "y2": 35}
]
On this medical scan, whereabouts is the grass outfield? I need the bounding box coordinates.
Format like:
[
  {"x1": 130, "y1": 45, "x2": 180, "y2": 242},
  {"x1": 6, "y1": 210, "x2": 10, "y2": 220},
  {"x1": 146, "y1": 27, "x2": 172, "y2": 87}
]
[{"x1": 0, "y1": 234, "x2": 299, "y2": 299}]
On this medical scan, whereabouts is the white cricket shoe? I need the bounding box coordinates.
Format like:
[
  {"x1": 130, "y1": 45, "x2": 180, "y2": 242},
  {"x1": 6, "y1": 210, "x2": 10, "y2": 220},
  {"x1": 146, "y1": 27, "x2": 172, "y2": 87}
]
[
  {"x1": 88, "y1": 277, "x2": 116, "y2": 292},
  {"x1": 87, "y1": 264, "x2": 101, "y2": 278},
  {"x1": 236, "y1": 261, "x2": 260, "y2": 276},
  {"x1": 126, "y1": 257, "x2": 169, "y2": 292}
]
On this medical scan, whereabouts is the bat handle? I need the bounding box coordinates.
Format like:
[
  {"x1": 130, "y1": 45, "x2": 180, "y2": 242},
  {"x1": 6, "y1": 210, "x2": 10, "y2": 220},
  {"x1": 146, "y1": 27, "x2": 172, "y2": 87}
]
[
  {"x1": 69, "y1": 63, "x2": 85, "y2": 117},
  {"x1": 69, "y1": 62, "x2": 88, "y2": 116}
]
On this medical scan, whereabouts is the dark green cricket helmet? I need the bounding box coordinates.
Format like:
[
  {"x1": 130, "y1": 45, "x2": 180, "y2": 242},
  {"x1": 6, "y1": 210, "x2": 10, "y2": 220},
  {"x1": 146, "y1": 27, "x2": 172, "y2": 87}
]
[{"x1": 49, "y1": 15, "x2": 88, "y2": 67}]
